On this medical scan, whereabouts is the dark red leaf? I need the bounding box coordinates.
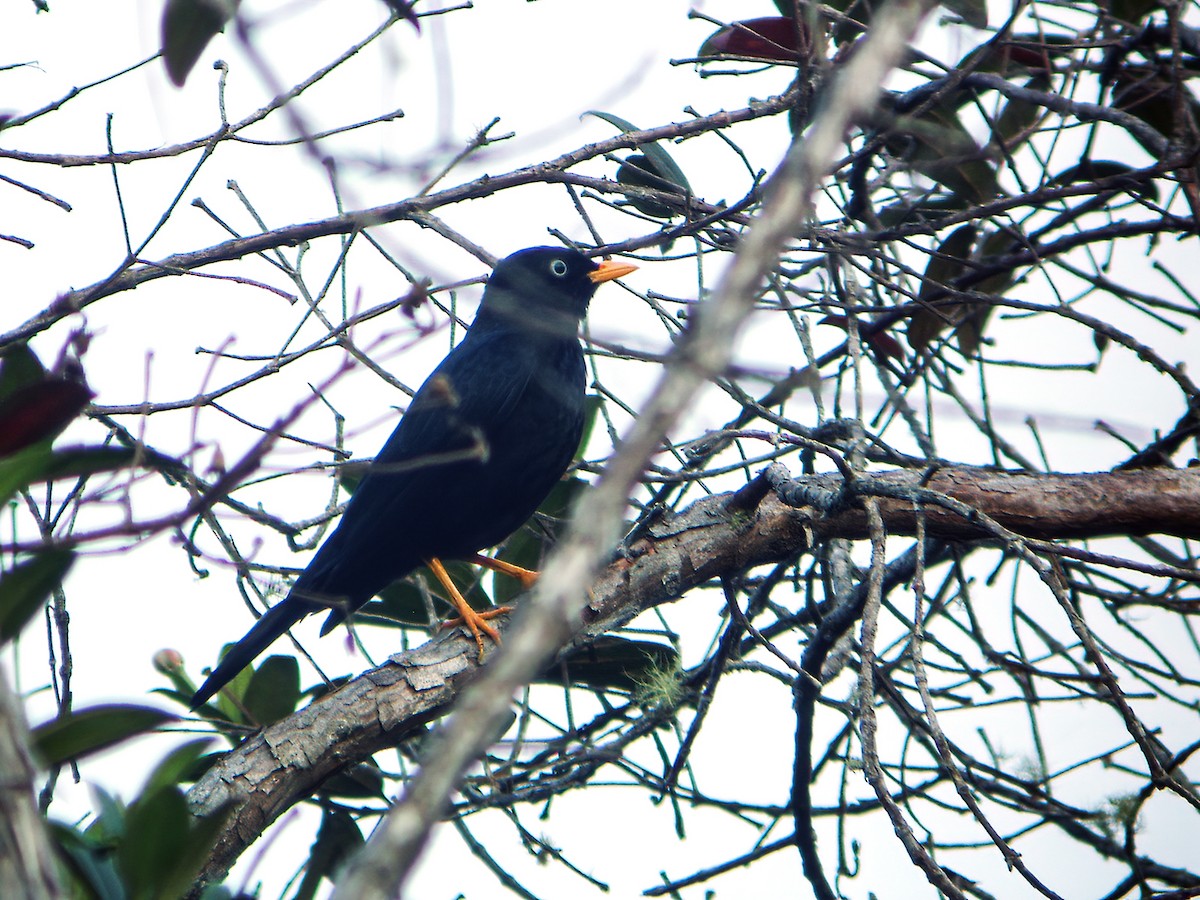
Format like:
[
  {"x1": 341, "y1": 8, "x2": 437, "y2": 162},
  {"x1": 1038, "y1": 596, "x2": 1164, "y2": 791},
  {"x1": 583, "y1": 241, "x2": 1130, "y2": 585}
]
[
  {"x1": 956, "y1": 35, "x2": 1077, "y2": 77},
  {"x1": 0, "y1": 380, "x2": 94, "y2": 457},
  {"x1": 399, "y1": 280, "x2": 430, "y2": 319},
  {"x1": 699, "y1": 17, "x2": 806, "y2": 64},
  {"x1": 819, "y1": 316, "x2": 904, "y2": 360},
  {"x1": 1005, "y1": 43, "x2": 1055, "y2": 72},
  {"x1": 381, "y1": 0, "x2": 420, "y2": 31}
]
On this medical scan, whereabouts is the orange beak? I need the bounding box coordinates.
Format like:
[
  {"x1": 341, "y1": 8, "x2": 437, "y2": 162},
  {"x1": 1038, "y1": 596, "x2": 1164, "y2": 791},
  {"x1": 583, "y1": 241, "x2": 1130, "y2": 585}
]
[{"x1": 588, "y1": 259, "x2": 638, "y2": 284}]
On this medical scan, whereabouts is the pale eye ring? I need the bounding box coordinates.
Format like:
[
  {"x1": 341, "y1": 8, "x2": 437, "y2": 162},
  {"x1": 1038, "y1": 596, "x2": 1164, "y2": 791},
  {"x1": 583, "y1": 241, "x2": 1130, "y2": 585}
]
[{"x1": 550, "y1": 259, "x2": 569, "y2": 277}]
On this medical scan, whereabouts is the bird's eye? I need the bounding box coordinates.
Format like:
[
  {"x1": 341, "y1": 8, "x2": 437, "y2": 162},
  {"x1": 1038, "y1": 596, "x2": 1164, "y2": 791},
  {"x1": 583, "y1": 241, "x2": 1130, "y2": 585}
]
[{"x1": 550, "y1": 259, "x2": 569, "y2": 277}]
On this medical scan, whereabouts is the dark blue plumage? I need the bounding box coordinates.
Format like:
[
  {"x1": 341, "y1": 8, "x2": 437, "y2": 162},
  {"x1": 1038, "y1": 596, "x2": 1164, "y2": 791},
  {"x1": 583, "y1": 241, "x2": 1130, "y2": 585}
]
[{"x1": 191, "y1": 247, "x2": 635, "y2": 709}]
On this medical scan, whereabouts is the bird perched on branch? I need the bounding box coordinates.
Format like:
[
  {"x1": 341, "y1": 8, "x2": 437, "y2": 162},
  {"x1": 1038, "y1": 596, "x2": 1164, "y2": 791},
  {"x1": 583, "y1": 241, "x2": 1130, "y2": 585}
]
[{"x1": 191, "y1": 247, "x2": 636, "y2": 709}]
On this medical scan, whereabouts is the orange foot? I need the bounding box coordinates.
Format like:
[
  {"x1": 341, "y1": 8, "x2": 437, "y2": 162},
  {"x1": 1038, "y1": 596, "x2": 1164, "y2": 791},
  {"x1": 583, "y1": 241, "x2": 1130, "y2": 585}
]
[
  {"x1": 469, "y1": 553, "x2": 539, "y2": 591},
  {"x1": 427, "y1": 557, "x2": 514, "y2": 660}
]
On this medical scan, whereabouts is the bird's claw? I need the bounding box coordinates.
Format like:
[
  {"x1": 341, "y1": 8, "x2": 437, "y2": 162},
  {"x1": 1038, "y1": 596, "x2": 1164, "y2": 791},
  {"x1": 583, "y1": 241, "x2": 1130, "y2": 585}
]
[{"x1": 441, "y1": 605, "x2": 514, "y2": 661}]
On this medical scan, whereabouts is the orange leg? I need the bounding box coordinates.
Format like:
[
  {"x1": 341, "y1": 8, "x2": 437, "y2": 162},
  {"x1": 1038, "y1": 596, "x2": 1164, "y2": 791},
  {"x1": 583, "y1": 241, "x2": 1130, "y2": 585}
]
[
  {"x1": 428, "y1": 557, "x2": 513, "y2": 660},
  {"x1": 469, "y1": 553, "x2": 539, "y2": 590}
]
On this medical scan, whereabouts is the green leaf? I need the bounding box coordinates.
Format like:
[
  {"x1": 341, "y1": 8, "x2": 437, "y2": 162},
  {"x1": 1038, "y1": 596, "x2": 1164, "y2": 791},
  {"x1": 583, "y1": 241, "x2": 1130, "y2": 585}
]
[
  {"x1": 0, "y1": 342, "x2": 48, "y2": 403},
  {"x1": 887, "y1": 107, "x2": 1000, "y2": 203},
  {"x1": 1112, "y1": 71, "x2": 1200, "y2": 158},
  {"x1": 86, "y1": 786, "x2": 128, "y2": 843},
  {"x1": 0, "y1": 549, "x2": 74, "y2": 644},
  {"x1": 910, "y1": 224, "x2": 999, "y2": 357},
  {"x1": 0, "y1": 445, "x2": 52, "y2": 506},
  {"x1": 1048, "y1": 159, "x2": 1159, "y2": 202},
  {"x1": 616, "y1": 154, "x2": 686, "y2": 218},
  {"x1": 49, "y1": 821, "x2": 128, "y2": 900},
  {"x1": 0, "y1": 444, "x2": 166, "y2": 508},
  {"x1": 974, "y1": 228, "x2": 1018, "y2": 296},
  {"x1": 160, "y1": 0, "x2": 237, "y2": 87},
  {"x1": 40, "y1": 445, "x2": 169, "y2": 482},
  {"x1": 582, "y1": 110, "x2": 691, "y2": 197},
  {"x1": 576, "y1": 394, "x2": 602, "y2": 461},
  {"x1": 199, "y1": 642, "x2": 257, "y2": 723},
  {"x1": 32, "y1": 705, "x2": 176, "y2": 767},
  {"x1": 242, "y1": 654, "x2": 300, "y2": 725},
  {"x1": 1111, "y1": 0, "x2": 1165, "y2": 23},
  {"x1": 319, "y1": 762, "x2": 387, "y2": 800},
  {"x1": 119, "y1": 784, "x2": 229, "y2": 900},
  {"x1": 55, "y1": 772, "x2": 231, "y2": 900},
  {"x1": 293, "y1": 808, "x2": 364, "y2": 899},
  {"x1": 118, "y1": 787, "x2": 190, "y2": 900},
  {"x1": 582, "y1": 109, "x2": 638, "y2": 133},
  {"x1": 990, "y1": 73, "x2": 1051, "y2": 152},
  {"x1": 140, "y1": 739, "x2": 216, "y2": 797},
  {"x1": 336, "y1": 461, "x2": 365, "y2": 495},
  {"x1": 941, "y1": 0, "x2": 987, "y2": 28},
  {"x1": 493, "y1": 477, "x2": 586, "y2": 604},
  {"x1": 909, "y1": 224, "x2": 978, "y2": 352},
  {"x1": 537, "y1": 638, "x2": 680, "y2": 692},
  {"x1": 358, "y1": 580, "x2": 435, "y2": 628}
]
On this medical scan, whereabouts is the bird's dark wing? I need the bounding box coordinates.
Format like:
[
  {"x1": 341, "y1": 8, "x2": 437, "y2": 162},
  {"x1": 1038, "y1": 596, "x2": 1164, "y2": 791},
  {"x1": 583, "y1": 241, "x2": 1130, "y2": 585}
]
[
  {"x1": 190, "y1": 332, "x2": 541, "y2": 710},
  {"x1": 302, "y1": 327, "x2": 544, "y2": 602},
  {"x1": 377, "y1": 325, "x2": 540, "y2": 472}
]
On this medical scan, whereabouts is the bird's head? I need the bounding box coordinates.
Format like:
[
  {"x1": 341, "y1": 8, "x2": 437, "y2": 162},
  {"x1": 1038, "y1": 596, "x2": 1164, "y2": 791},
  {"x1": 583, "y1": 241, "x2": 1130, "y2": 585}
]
[{"x1": 479, "y1": 247, "x2": 636, "y2": 337}]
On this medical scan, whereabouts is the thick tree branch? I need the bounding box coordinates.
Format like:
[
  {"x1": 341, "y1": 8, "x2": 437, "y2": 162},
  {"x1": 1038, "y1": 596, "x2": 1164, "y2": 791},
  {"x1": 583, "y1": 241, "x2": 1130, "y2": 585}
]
[
  {"x1": 769, "y1": 465, "x2": 1200, "y2": 542},
  {"x1": 184, "y1": 461, "x2": 1200, "y2": 888},
  {"x1": 0, "y1": 667, "x2": 64, "y2": 900}
]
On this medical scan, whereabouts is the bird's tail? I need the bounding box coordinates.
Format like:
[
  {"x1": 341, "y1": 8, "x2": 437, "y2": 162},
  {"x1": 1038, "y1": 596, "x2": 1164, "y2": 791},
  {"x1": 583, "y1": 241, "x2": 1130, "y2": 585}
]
[{"x1": 190, "y1": 598, "x2": 311, "y2": 710}]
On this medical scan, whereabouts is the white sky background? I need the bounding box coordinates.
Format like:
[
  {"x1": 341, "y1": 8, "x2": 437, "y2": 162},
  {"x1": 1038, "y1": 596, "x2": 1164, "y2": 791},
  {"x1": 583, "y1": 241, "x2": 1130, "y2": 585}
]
[{"x1": 3, "y1": 0, "x2": 1200, "y2": 898}]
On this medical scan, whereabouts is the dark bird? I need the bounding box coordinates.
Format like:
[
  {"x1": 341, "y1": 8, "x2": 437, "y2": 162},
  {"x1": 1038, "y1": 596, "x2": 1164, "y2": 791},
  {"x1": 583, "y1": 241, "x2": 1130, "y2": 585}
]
[{"x1": 191, "y1": 247, "x2": 636, "y2": 709}]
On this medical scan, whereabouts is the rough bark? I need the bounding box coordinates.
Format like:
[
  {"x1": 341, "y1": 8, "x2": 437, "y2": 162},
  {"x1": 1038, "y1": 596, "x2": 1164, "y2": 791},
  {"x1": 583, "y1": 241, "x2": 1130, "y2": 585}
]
[
  {"x1": 187, "y1": 464, "x2": 1200, "y2": 888},
  {"x1": 0, "y1": 666, "x2": 65, "y2": 900}
]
